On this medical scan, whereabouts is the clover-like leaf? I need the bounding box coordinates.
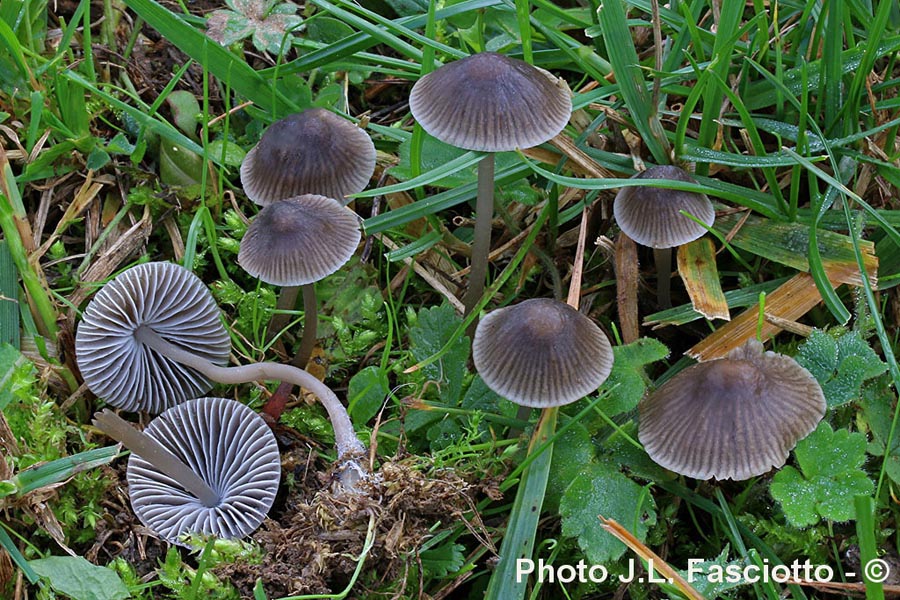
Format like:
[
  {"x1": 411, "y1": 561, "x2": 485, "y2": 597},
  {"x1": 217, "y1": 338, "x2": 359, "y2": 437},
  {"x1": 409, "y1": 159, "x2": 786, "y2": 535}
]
[
  {"x1": 560, "y1": 461, "x2": 656, "y2": 563},
  {"x1": 601, "y1": 338, "x2": 669, "y2": 417},
  {"x1": 796, "y1": 329, "x2": 886, "y2": 407},
  {"x1": 770, "y1": 422, "x2": 873, "y2": 527},
  {"x1": 206, "y1": 0, "x2": 302, "y2": 55}
]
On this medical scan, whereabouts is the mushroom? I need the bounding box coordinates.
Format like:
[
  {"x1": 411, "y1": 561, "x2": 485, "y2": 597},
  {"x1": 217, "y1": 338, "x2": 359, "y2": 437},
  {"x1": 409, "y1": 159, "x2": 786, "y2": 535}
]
[
  {"x1": 94, "y1": 397, "x2": 280, "y2": 545},
  {"x1": 238, "y1": 194, "x2": 361, "y2": 370},
  {"x1": 75, "y1": 262, "x2": 366, "y2": 477},
  {"x1": 472, "y1": 298, "x2": 614, "y2": 407},
  {"x1": 409, "y1": 52, "x2": 571, "y2": 319},
  {"x1": 613, "y1": 165, "x2": 715, "y2": 307},
  {"x1": 239, "y1": 108, "x2": 376, "y2": 206},
  {"x1": 638, "y1": 338, "x2": 825, "y2": 481}
]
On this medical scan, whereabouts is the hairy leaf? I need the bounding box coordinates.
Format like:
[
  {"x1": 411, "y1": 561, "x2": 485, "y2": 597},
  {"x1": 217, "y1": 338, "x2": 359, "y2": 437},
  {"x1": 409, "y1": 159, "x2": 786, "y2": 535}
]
[
  {"x1": 30, "y1": 556, "x2": 129, "y2": 600},
  {"x1": 796, "y1": 329, "x2": 886, "y2": 407},
  {"x1": 602, "y1": 338, "x2": 670, "y2": 417},
  {"x1": 770, "y1": 422, "x2": 873, "y2": 527}
]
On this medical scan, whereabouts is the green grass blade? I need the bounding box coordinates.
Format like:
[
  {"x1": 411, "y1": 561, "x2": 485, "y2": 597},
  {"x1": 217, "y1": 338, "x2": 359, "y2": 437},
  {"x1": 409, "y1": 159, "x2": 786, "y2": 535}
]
[
  {"x1": 485, "y1": 408, "x2": 557, "y2": 600},
  {"x1": 596, "y1": 0, "x2": 669, "y2": 164},
  {"x1": 10, "y1": 446, "x2": 119, "y2": 496},
  {"x1": 0, "y1": 524, "x2": 37, "y2": 584},
  {"x1": 352, "y1": 151, "x2": 485, "y2": 198},
  {"x1": 854, "y1": 495, "x2": 885, "y2": 600},
  {"x1": 0, "y1": 243, "x2": 18, "y2": 348}
]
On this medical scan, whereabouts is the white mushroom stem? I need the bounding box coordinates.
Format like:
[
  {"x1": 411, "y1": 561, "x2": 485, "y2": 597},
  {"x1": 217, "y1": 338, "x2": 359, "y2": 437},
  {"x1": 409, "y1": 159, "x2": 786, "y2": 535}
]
[
  {"x1": 463, "y1": 154, "x2": 496, "y2": 321},
  {"x1": 93, "y1": 409, "x2": 221, "y2": 508},
  {"x1": 134, "y1": 326, "x2": 366, "y2": 460}
]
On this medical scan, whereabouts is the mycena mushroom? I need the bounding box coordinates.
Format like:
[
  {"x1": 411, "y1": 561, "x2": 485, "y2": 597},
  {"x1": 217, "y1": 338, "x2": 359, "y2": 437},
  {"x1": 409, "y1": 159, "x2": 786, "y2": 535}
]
[
  {"x1": 613, "y1": 165, "x2": 715, "y2": 308},
  {"x1": 240, "y1": 108, "x2": 376, "y2": 207},
  {"x1": 472, "y1": 298, "x2": 614, "y2": 407},
  {"x1": 638, "y1": 338, "x2": 825, "y2": 480},
  {"x1": 95, "y1": 397, "x2": 280, "y2": 545},
  {"x1": 75, "y1": 262, "x2": 366, "y2": 483},
  {"x1": 238, "y1": 194, "x2": 361, "y2": 370},
  {"x1": 409, "y1": 52, "x2": 571, "y2": 319}
]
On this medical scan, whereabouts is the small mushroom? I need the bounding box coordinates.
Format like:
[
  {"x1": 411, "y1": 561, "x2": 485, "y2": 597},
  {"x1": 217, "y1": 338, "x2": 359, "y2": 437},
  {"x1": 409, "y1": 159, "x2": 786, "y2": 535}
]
[
  {"x1": 409, "y1": 52, "x2": 571, "y2": 319},
  {"x1": 240, "y1": 108, "x2": 376, "y2": 206},
  {"x1": 76, "y1": 262, "x2": 366, "y2": 474},
  {"x1": 472, "y1": 298, "x2": 614, "y2": 407},
  {"x1": 95, "y1": 397, "x2": 280, "y2": 545},
  {"x1": 613, "y1": 165, "x2": 715, "y2": 307},
  {"x1": 238, "y1": 194, "x2": 361, "y2": 287},
  {"x1": 638, "y1": 338, "x2": 825, "y2": 481}
]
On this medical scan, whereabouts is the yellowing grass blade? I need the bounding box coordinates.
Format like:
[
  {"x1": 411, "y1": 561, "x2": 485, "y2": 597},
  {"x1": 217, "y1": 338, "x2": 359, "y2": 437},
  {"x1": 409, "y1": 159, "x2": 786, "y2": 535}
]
[{"x1": 677, "y1": 238, "x2": 730, "y2": 322}]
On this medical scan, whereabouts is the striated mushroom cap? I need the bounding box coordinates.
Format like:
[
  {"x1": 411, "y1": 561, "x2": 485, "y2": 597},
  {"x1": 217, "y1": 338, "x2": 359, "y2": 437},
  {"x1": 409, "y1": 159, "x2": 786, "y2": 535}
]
[
  {"x1": 638, "y1": 339, "x2": 826, "y2": 481},
  {"x1": 409, "y1": 52, "x2": 572, "y2": 152},
  {"x1": 472, "y1": 298, "x2": 614, "y2": 407},
  {"x1": 75, "y1": 262, "x2": 230, "y2": 414},
  {"x1": 613, "y1": 165, "x2": 715, "y2": 248},
  {"x1": 240, "y1": 108, "x2": 376, "y2": 206},
  {"x1": 238, "y1": 194, "x2": 362, "y2": 286},
  {"x1": 127, "y1": 397, "x2": 281, "y2": 545}
]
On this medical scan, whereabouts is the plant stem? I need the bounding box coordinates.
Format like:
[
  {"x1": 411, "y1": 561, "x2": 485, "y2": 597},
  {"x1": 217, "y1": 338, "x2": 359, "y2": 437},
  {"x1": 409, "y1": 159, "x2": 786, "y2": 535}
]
[
  {"x1": 134, "y1": 326, "x2": 366, "y2": 460},
  {"x1": 463, "y1": 154, "x2": 495, "y2": 326},
  {"x1": 93, "y1": 409, "x2": 221, "y2": 507},
  {"x1": 654, "y1": 247, "x2": 673, "y2": 308},
  {"x1": 267, "y1": 286, "x2": 299, "y2": 341}
]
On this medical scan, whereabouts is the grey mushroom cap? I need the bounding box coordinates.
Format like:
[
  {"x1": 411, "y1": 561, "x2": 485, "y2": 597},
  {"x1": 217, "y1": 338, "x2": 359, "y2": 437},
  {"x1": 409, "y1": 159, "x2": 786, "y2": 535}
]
[
  {"x1": 127, "y1": 397, "x2": 281, "y2": 545},
  {"x1": 638, "y1": 339, "x2": 826, "y2": 481},
  {"x1": 75, "y1": 262, "x2": 230, "y2": 414},
  {"x1": 472, "y1": 298, "x2": 614, "y2": 408},
  {"x1": 237, "y1": 194, "x2": 362, "y2": 286},
  {"x1": 239, "y1": 108, "x2": 376, "y2": 206},
  {"x1": 613, "y1": 165, "x2": 716, "y2": 248},
  {"x1": 409, "y1": 52, "x2": 572, "y2": 152}
]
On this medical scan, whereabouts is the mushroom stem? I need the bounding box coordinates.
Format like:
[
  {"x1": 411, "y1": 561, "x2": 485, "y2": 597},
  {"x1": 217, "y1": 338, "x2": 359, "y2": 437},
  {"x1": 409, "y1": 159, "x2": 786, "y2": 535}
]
[
  {"x1": 654, "y1": 247, "x2": 673, "y2": 309},
  {"x1": 463, "y1": 154, "x2": 495, "y2": 324},
  {"x1": 266, "y1": 284, "x2": 319, "y2": 420},
  {"x1": 294, "y1": 283, "x2": 319, "y2": 369},
  {"x1": 93, "y1": 409, "x2": 221, "y2": 508},
  {"x1": 134, "y1": 326, "x2": 366, "y2": 460}
]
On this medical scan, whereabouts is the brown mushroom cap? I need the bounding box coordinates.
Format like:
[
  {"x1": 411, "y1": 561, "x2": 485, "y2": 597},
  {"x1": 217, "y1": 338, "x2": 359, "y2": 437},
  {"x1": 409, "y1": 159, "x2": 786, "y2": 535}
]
[
  {"x1": 408, "y1": 52, "x2": 572, "y2": 152},
  {"x1": 237, "y1": 194, "x2": 361, "y2": 286},
  {"x1": 613, "y1": 165, "x2": 715, "y2": 248},
  {"x1": 638, "y1": 339, "x2": 825, "y2": 481},
  {"x1": 240, "y1": 108, "x2": 376, "y2": 206},
  {"x1": 75, "y1": 262, "x2": 230, "y2": 414},
  {"x1": 127, "y1": 397, "x2": 281, "y2": 545},
  {"x1": 472, "y1": 298, "x2": 614, "y2": 407}
]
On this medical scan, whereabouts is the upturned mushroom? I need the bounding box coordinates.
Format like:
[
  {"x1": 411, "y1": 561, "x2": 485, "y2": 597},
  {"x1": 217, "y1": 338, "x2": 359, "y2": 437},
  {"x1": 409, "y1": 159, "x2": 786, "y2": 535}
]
[
  {"x1": 472, "y1": 297, "x2": 614, "y2": 407},
  {"x1": 240, "y1": 108, "x2": 376, "y2": 206},
  {"x1": 613, "y1": 165, "x2": 715, "y2": 307},
  {"x1": 409, "y1": 52, "x2": 572, "y2": 319},
  {"x1": 94, "y1": 397, "x2": 280, "y2": 545},
  {"x1": 75, "y1": 262, "x2": 366, "y2": 482},
  {"x1": 638, "y1": 338, "x2": 825, "y2": 481}
]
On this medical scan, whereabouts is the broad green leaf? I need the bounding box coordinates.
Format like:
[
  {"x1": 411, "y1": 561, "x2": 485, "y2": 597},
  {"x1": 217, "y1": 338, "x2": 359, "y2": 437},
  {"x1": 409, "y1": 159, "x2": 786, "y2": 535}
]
[
  {"x1": 207, "y1": 139, "x2": 246, "y2": 167},
  {"x1": 859, "y1": 390, "x2": 900, "y2": 484},
  {"x1": 795, "y1": 329, "x2": 887, "y2": 407},
  {"x1": 159, "y1": 141, "x2": 204, "y2": 187},
  {"x1": 770, "y1": 422, "x2": 873, "y2": 527},
  {"x1": 545, "y1": 421, "x2": 594, "y2": 513},
  {"x1": 560, "y1": 462, "x2": 656, "y2": 563},
  {"x1": 408, "y1": 304, "x2": 469, "y2": 405},
  {"x1": 601, "y1": 338, "x2": 669, "y2": 417},
  {"x1": 29, "y1": 556, "x2": 130, "y2": 600},
  {"x1": 347, "y1": 365, "x2": 390, "y2": 425},
  {"x1": 165, "y1": 90, "x2": 200, "y2": 138},
  {"x1": 419, "y1": 542, "x2": 465, "y2": 577},
  {"x1": 679, "y1": 547, "x2": 747, "y2": 598}
]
